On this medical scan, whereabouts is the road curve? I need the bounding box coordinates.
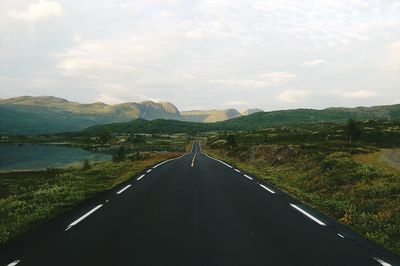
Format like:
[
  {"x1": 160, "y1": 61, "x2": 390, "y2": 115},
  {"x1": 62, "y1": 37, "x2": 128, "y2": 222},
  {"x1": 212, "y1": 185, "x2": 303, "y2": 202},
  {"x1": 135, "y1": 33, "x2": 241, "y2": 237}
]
[{"x1": 1, "y1": 142, "x2": 399, "y2": 266}]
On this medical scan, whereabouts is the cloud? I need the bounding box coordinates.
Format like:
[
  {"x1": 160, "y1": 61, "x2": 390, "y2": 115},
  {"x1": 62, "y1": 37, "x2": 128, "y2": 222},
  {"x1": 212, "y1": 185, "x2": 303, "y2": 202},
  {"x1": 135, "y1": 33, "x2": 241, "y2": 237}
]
[
  {"x1": 383, "y1": 42, "x2": 400, "y2": 72},
  {"x1": 1, "y1": 0, "x2": 400, "y2": 110},
  {"x1": 335, "y1": 90, "x2": 381, "y2": 99},
  {"x1": 302, "y1": 60, "x2": 325, "y2": 68},
  {"x1": 260, "y1": 72, "x2": 296, "y2": 83},
  {"x1": 8, "y1": 1, "x2": 63, "y2": 22},
  {"x1": 224, "y1": 100, "x2": 250, "y2": 106},
  {"x1": 209, "y1": 71, "x2": 296, "y2": 88},
  {"x1": 278, "y1": 90, "x2": 312, "y2": 103}
]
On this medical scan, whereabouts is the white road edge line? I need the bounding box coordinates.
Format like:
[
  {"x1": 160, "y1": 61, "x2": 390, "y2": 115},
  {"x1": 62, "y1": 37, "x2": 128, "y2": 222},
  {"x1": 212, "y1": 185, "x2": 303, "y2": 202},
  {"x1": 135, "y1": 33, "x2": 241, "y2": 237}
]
[
  {"x1": 146, "y1": 169, "x2": 152, "y2": 173},
  {"x1": 244, "y1": 174, "x2": 253, "y2": 180},
  {"x1": 137, "y1": 174, "x2": 145, "y2": 181},
  {"x1": 65, "y1": 204, "x2": 103, "y2": 231},
  {"x1": 259, "y1": 184, "x2": 275, "y2": 194},
  {"x1": 204, "y1": 154, "x2": 233, "y2": 168},
  {"x1": 116, "y1": 184, "x2": 131, "y2": 195},
  {"x1": 153, "y1": 162, "x2": 164, "y2": 168},
  {"x1": 154, "y1": 154, "x2": 187, "y2": 169},
  {"x1": 7, "y1": 260, "x2": 21, "y2": 266},
  {"x1": 337, "y1": 233, "x2": 345, "y2": 238},
  {"x1": 374, "y1": 257, "x2": 392, "y2": 266},
  {"x1": 290, "y1": 204, "x2": 326, "y2": 226},
  {"x1": 234, "y1": 169, "x2": 241, "y2": 173}
]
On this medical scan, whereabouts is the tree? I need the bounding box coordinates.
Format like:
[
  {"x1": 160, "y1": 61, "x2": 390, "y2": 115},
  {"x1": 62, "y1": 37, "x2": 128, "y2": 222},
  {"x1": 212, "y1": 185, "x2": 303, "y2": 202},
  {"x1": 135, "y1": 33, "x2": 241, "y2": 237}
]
[
  {"x1": 345, "y1": 119, "x2": 362, "y2": 144},
  {"x1": 99, "y1": 130, "x2": 112, "y2": 144},
  {"x1": 82, "y1": 159, "x2": 91, "y2": 170},
  {"x1": 226, "y1": 134, "x2": 237, "y2": 149},
  {"x1": 113, "y1": 146, "x2": 127, "y2": 162}
]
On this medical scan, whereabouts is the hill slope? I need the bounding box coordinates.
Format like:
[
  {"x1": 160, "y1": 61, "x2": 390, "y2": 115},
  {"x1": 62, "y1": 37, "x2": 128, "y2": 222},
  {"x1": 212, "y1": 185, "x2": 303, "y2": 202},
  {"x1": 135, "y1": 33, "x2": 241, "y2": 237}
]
[
  {"x1": 0, "y1": 96, "x2": 182, "y2": 135},
  {"x1": 0, "y1": 96, "x2": 262, "y2": 135},
  {"x1": 181, "y1": 109, "x2": 241, "y2": 122},
  {"x1": 83, "y1": 104, "x2": 400, "y2": 135}
]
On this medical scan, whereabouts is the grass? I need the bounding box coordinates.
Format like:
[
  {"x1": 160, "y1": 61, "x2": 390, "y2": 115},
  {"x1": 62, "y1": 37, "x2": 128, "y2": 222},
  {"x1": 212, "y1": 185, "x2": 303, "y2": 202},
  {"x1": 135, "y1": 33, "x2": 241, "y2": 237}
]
[
  {"x1": 0, "y1": 152, "x2": 181, "y2": 247},
  {"x1": 205, "y1": 146, "x2": 400, "y2": 255}
]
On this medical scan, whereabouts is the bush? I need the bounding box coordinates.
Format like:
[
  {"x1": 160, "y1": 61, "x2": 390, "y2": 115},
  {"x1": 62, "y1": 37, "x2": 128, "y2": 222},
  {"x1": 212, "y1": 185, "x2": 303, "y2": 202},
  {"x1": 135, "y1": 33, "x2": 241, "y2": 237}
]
[
  {"x1": 82, "y1": 160, "x2": 91, "y2": 170},
  {"x1": 113, "y1": 146, "x2": 126, "y2": 162}
]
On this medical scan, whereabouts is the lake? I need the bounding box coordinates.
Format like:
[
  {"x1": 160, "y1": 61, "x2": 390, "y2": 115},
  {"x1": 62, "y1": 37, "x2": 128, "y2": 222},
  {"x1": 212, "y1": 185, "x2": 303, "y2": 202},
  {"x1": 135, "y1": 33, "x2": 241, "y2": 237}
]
[{"x1": 0, "y1": 144, "x2": 111, "y2": 171}]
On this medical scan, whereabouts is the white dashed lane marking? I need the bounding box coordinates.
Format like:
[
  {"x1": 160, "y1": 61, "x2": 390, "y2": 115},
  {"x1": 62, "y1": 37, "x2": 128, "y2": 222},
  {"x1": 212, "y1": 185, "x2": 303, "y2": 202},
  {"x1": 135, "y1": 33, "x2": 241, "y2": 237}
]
[
  {"x1": 259, "y1": 184, "x2": 275, "y2": 194},
  {"x1": 65, "y1": 204, "x2": 103, "y2": 231},
  {"x1": 116, "y1": 184, "x2": 131, "y2": 195},
  {"x1": 290, "y1": 204, "x2": 326, "y2": 226}
]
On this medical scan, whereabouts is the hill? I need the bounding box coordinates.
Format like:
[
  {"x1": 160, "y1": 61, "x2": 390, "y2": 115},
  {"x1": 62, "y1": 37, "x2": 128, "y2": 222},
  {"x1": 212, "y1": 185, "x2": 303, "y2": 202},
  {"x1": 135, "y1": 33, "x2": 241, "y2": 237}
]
[
  {"x1": 82, "y1": 104, "x2": 400, "y2": 135},
  {"x1": 0, "y1": 96, "x2": 182, "y2": 135},
  {"x1": 181, "y1": 109, "x2": 241, "y2": 122},
  {"x1": 0, "y1": 96, "x2": 262, "y2": 135}
]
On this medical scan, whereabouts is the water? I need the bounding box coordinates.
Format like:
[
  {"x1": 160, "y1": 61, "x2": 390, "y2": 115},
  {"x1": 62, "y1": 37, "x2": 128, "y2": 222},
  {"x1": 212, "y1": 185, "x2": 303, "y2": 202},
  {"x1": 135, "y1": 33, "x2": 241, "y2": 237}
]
[{"x1": 0, "y1": 144, "x2": 111, "y2": 171}]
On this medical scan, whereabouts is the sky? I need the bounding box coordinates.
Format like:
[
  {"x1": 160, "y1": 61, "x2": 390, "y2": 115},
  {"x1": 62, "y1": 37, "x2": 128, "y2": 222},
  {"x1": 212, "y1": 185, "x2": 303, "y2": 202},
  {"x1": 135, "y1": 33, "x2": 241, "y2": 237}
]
[{"x1": 0, "y1": 0, "x2": 399, "y2": 111}]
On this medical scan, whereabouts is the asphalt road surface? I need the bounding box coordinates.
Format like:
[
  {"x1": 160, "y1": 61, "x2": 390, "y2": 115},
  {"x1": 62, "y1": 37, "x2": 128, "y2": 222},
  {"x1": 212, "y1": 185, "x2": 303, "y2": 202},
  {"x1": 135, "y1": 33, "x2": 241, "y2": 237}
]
[{"x1": 1, "y1": 142, "x2": 399, "y2": 266}]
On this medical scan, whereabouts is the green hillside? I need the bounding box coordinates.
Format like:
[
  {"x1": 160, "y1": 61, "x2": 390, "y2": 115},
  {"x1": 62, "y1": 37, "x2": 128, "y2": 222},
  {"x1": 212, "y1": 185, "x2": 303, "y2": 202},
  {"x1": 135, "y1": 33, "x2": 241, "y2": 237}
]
[
  {"x1": 0, "y1": 96, "x2": 182, "y2": 135},
  {"x1": 82, "y1": 105, "x2": 400, "y2": 135}
]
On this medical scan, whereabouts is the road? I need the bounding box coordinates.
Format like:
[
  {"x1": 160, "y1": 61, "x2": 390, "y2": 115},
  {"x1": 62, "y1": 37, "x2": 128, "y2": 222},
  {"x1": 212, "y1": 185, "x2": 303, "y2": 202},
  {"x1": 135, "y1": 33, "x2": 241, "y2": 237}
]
[{"x1": 1, "y1": 142, "x2": 398, "y2": 266}]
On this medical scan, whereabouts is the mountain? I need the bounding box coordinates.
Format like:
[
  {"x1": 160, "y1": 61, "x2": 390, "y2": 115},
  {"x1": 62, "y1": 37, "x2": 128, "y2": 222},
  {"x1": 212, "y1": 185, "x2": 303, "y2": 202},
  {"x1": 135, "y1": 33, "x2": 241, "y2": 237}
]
[
  {"x1": 181, "y1": 109, "x2": 242, "y2": 122},
  {"x1": 3, "y1": 95, "x2": 400, "y2": 136},
  {"x1": 0, "y1": 96, "x2": 262, "y2": 135},
  {"x1": 0, "y1": 96, "x2": 182, "y2": 135},
  {"x1": 82, "y1": 104, "x2": 400, "y2": 135}
]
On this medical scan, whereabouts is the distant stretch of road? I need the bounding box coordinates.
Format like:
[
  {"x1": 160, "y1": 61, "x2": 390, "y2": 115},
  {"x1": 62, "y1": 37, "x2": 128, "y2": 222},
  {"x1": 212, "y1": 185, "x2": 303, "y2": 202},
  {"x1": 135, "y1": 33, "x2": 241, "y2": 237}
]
[{"x1": 1, "y1": 142, "x2": 399, "y2": 266}]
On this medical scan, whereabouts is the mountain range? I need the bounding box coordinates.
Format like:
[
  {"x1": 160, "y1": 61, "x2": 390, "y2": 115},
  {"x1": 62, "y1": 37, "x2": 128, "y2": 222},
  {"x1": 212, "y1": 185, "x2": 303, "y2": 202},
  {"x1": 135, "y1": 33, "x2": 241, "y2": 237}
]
[
  {"x1": 0, "y1": 96, "x2": 261, "y2": 135},
  {"x1": 83, "y1": 104, "x2": 400, "y2": 135},
  {"x1": 2, "y1": 96, "x2": 400, "y2": 136}
]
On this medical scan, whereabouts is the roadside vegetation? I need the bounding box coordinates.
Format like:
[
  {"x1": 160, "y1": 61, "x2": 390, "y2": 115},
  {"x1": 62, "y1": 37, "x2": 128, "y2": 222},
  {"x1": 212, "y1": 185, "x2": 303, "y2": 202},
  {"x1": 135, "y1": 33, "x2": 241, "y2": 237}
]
[
  {"x1": 204, "y1": 120, "x2": 400, "y2": 255},
  {"x1": 0, "y1": 151, "x2": 181, "y2": 247}
]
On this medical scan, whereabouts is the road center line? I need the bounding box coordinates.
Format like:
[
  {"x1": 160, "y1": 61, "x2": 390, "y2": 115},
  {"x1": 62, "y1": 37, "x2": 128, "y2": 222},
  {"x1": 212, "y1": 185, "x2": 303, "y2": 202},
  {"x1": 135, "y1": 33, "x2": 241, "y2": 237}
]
[
  {"x1": 244, "y1": 174, "x2": 253, "y2": 180},
  {"x1": 337, "y1": 233, "x2": 345, "y2": 238},
  {"x1": 116, "y1": 184, "x2": 131, "y2": 195},
  {"x1": 137, "y1": 174, "x2": 145, "y2": 181},
  {"x1": 290, "y1": 204, "x2": 326, "y2": 226},
  {"x1": 65, "y1": 204, "x2": 103, "y2": 231},
  {"x1": 191, "y1": 154, "x2": 196, "y2": 167},
  {"x1": 259, "y1": 184, "x2": 275, "y2": 194},
  {"x1": 7, "y1": 260, "x2": 21, "y2": 266},
  {"x1": 374, "y1": 257, "x2": 392, "y2": 266}
]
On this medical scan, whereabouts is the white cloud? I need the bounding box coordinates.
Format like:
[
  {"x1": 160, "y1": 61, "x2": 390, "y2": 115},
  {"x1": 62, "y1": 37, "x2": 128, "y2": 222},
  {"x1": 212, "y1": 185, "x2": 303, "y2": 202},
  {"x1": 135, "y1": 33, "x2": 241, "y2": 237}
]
[
  {"x1": 260, "y1": 72, "x2": 296, "y2": 83},
  {"x1": 302, "y1": 59, "x2": 325, "y2": 68},
  {"x1": 383, "y1": 42, "x2": 400, "y2": 72},
  {"x1": 95, "y1": 93, "x2": 125, "y2": 105},
  {"x1": 335, "y1": 90, "x2": 381, "y2": 99},
  {"x1": 209, "y1": 71, "x2": 296, "y2": 88},
  {"x1": 8, "y1": 1, "x2": 63, "y2": 22},
  {"x1": 1, "y1": 0, "x2": 400, "y2": 110},
  {"x1": 224, "y1": 100, "x2": 250, "y2": 106},
  {"x1": 137, "y1": 94, "x2": 163, "y2": 103},
  {"x1": 278, "y1": 90, "x2": 312, "y2": 103}
]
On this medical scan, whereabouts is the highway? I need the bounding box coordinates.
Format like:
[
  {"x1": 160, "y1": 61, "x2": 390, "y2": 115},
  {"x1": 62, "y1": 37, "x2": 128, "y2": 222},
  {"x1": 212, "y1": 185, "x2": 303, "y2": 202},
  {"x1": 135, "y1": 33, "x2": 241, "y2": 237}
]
[{"x1": 1, "y1": 142, "x2": 398, "y2": 266}]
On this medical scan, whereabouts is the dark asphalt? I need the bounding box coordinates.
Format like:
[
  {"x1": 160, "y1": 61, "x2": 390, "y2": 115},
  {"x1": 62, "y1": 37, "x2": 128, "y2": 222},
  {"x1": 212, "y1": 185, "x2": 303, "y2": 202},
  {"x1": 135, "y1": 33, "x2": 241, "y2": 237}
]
[{"x1": 1, "y1": 142, "x2": 399, "y2": 266}]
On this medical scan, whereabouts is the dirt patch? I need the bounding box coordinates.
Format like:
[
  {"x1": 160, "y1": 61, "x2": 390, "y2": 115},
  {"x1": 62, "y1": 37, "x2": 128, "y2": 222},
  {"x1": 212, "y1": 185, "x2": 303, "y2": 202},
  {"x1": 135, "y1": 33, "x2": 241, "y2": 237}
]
[
  {"x1": 353, "y1": 149, "x2": 400, "y2": 174},
  {"x1": 381, "y1": 149, "x2": 400, "y2": 170}
]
